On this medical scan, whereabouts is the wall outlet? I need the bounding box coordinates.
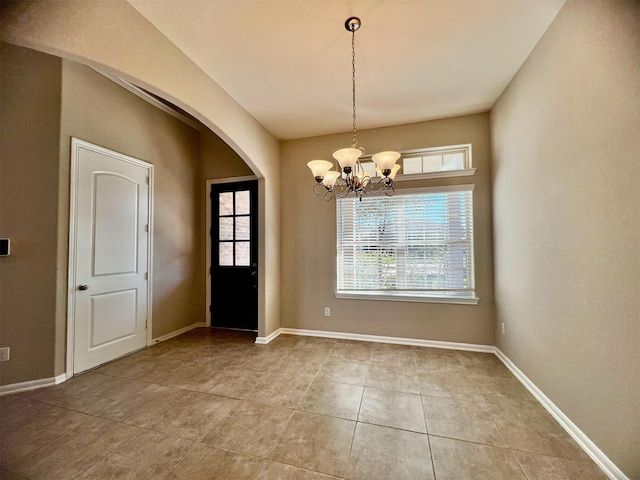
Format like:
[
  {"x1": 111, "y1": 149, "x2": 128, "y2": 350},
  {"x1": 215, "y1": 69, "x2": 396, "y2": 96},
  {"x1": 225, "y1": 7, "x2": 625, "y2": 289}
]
[
  {"x1": 324, "y1": 307, "x2": 331, "y2": 317},
  {"x1": 0, "y1": 347, "x2": 10, "y2": 362},
  {"x1": 501, "y1": 323, "x2": 506, "y2": 335}
]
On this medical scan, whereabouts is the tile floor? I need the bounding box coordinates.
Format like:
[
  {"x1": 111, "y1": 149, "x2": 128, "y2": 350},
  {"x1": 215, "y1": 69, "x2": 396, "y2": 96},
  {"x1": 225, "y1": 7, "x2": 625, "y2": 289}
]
[{"x1": 1, "y1": 328, "x2": 608, "y2": 479}]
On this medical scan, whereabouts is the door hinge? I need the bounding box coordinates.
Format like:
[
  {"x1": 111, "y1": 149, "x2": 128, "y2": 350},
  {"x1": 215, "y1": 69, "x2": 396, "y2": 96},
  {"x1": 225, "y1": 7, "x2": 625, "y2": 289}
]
[
  {"x1": 209, "y1": 266, "x2": 212, "y2": 274},
  {"x1": 144, "y1": 272, "x2": 148, "y2": 280},
  {"x1": 209, "y1": 305, "x2": 212, "y2": 313},
  {"x1": 145, "y1": 224, "x2": 149, "y2": 232},
  {"x1": 146, "y1": 176, "x2": 150, "y2": 185}
]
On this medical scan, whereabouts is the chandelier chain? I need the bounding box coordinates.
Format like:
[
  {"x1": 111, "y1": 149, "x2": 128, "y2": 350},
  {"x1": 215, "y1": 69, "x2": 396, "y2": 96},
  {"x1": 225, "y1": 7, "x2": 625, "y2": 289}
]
[{"x1": 351, "y1": 26, "x2": 357, "y2": 149}]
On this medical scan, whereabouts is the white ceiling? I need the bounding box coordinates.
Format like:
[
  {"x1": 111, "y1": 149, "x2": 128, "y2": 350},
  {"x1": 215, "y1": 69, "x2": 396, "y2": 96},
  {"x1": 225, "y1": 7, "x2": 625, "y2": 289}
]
[{"x1": 128, "y1": 0, "x2": 566, "y2": 141}]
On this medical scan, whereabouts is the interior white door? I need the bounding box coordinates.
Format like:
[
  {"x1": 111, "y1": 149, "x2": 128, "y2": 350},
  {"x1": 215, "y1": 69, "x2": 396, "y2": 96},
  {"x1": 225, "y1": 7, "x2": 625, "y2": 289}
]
[{"x1": 71, "y1": 139, "x2": 151, "y2": 375}]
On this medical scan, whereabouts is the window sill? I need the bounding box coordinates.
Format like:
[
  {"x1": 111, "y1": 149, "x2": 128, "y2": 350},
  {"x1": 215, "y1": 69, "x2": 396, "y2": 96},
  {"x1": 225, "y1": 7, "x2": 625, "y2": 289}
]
[{"x1": 335, "y1": 291, "x2": 480, "y2": 305}]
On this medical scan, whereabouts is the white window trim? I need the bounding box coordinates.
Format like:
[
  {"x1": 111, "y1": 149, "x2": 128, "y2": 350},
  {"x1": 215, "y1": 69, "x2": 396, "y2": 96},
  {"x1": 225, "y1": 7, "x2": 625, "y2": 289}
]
[{"x1": 335, "y1": 183, "x2": 479, "y2": 305}]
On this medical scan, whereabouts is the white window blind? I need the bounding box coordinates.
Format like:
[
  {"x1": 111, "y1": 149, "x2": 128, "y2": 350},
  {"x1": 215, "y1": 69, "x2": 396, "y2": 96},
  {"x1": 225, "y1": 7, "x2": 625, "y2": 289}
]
[{"x1": 336, "y1": 186, "x2": 476, "y2": 301}]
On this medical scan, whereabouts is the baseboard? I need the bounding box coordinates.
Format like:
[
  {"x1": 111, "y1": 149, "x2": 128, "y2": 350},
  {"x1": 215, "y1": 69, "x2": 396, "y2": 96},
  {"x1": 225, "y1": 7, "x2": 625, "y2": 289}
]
[
  {"x1": 152, "y1": 322, "x2": 205, "y2": 344},
  {"x1": 0, "y1": 373, "x2": 66, "y2": 397},
  {"x1": 495, "y1": 349, "x2": 629, "y2": 480},
  {"x1": 255, "y1": 328, "x2": 281, "y2": 344},
  {"x1": 277, "y1": 327, "x2": 494, "y2": 353}
]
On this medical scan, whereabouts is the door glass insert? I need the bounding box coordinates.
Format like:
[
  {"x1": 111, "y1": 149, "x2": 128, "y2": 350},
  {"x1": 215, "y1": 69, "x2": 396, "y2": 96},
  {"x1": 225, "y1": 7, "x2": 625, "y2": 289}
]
[
  {"x1": 235, "y1": 242, "x2": 250, "y2": 266},
  {"x1": 217, "y1": 189, "x2": 253, "y2": 267},
  {"x1": 235, "y1": 190, "x2": 250, "y2": 215},
  {"x1": 219, "y1": 192, "x2": 233, "y2": 216}
]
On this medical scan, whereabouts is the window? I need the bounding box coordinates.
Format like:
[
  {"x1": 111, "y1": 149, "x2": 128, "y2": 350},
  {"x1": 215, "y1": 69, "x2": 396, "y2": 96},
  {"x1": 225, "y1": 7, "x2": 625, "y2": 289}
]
[
  {"x1": 336, "y1": 185, "x2": 477, "y2": 304},
  {"x1": 359, "y1": 144, "x2": 475, "y2": 180}
]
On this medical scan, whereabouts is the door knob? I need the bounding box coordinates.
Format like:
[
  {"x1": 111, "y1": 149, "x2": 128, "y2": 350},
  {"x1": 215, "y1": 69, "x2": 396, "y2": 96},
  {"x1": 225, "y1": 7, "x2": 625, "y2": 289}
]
[
  {"x1": 78, "y1": 284, "x2": 89, "y2": 290},
  {"x1": 251, "y1": 271, "x2": 257, "y2": 276}
]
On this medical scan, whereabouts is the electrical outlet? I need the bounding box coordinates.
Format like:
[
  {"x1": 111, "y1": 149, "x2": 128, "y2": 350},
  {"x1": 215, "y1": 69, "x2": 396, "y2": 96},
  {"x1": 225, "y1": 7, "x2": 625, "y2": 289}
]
[
  {"x1": 501, "y1": 323, "x2": 506, "y2": 335},
  {"x1": 0, "y1": 347, "x2": 10, "y2": 362},
  {"x1": 324, "y1": 307, "x2": 331, "y2": 317}
]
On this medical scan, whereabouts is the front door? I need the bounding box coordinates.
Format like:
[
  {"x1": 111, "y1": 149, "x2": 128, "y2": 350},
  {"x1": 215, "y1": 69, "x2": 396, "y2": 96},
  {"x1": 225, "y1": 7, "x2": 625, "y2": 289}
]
[
  {"x1": 210, "y1": 180, "x2": 258, "y2": 330},
  {"x1": 70, "y1": 138, "x2": 151, "y2": 375}
]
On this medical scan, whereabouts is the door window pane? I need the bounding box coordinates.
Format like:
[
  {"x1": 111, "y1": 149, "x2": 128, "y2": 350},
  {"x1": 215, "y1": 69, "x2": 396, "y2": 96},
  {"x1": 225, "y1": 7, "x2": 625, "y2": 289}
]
[
  {"x1": 219, "y1": 217, "x2": 234, "y2": 240},
  {"x1": 219, "y1": 192, "x2": 233, "y2": 216},
  {"x1": 235, "y1": 241, "x2": 250, "y2": 266},
  {"x1": 219, "y1": 242, "x2": 233, "y2": 266},
  {"x1": 235, "y1": 190, "x2": 250, "y2": 215},
  {"x1": 235, "y1": 216, "x2": 250, "y2": 240}
]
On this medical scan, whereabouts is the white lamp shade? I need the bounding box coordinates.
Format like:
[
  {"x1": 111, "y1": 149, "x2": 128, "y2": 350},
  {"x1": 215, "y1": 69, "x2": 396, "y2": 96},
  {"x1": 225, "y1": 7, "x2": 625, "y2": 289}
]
[
  {"x1": 322, "y1": 171, "x2": 341, "y2": 187},
  {"x1": 333, "y1": 148, "x2": 362, "y2": 169},
  {"x1": 307, "y1": 160, "x2": 333, "y2": 178},
  {"x1": 376, "y1": 163, "x2": 401, "y2": 179},
  {"x1": 372, "y1": 151, "x2": 401, "y2": 172}
]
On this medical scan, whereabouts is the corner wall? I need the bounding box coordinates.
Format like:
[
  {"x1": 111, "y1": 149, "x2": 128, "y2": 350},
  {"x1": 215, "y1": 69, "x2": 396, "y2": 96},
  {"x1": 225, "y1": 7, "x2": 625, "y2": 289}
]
[{"x1": 490, "y1": 1, "x2": 640, "y2": 477}]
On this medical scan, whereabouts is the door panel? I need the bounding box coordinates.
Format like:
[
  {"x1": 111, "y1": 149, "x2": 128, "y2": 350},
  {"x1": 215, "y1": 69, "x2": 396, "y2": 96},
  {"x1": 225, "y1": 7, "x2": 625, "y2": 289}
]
[
  {"x1": 71, "y1": 139, "x2": 151, "y2": 374},
  {"x1": 211, "y1": 180, "x2": 258, "y2": 331}
]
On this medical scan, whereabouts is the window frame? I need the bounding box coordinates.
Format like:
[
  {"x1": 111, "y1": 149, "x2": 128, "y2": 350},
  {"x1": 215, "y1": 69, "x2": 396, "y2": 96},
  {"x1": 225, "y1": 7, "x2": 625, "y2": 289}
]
[{"x1": 335, "y1": 184, "x2": 479, "y2": 305}]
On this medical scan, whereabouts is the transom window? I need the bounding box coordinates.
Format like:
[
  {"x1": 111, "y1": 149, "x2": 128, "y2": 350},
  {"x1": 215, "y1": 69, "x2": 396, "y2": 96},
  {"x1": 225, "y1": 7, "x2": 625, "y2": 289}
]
[{"x1": 336, "y1": 185, "x2": 478, "y2": 304}]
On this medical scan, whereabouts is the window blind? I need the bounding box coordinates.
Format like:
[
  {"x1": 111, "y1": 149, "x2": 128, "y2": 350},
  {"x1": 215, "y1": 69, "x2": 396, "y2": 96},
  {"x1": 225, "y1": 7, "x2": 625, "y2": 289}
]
[{"x1": 336, "y1": 186, "x2": 475, "y2": 299}]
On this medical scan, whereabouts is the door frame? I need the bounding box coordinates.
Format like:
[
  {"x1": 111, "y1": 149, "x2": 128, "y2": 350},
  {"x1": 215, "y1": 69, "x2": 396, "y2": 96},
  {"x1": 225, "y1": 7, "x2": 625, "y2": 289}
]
[
  {"x1": 205, "y1": 176, "x2": 257, "y2": 328},
  {"x1": 66, "y1": 138, "x2": 154, "y2": 379}
]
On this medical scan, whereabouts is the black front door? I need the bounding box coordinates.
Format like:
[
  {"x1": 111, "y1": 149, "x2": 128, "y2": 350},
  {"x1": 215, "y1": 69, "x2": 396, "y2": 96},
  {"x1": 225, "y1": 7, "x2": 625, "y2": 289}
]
[{"x1": 210, "y1": 180, "x2": 258, "y2": 330}]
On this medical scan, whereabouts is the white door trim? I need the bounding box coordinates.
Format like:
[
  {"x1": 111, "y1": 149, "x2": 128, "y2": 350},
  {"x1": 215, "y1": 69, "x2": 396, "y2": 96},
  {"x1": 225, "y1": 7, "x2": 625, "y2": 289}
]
[
  {"x1": 205, "y1": 176, "x2": 257, "y2": 328},
  {"x1": 67, "y1": 138, "x2": 154, "y2": 379}
]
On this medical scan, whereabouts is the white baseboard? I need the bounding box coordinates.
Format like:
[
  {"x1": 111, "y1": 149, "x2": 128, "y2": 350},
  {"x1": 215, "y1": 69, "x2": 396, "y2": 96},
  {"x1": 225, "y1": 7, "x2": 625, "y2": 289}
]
[
  {"x1": 495, "y1": 349, "x2": 629, "y2": 480},
  {"x1": 278, "y1": 327, "x2": 494, "y2": 352},
  {"x1": 152, "y1": 322, "x2": 205, "y2": 344},
  {"x1": 255, "y1": 328, "x2": 282, "y2": 344},
  {"x1": 0, "y1": 373, "x2": 66, "y2": 397}
]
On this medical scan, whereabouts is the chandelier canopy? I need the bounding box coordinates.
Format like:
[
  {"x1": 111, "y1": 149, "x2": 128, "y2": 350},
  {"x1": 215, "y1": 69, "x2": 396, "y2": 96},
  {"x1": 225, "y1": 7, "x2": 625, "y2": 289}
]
[{"x1": 308, "y1": 17, "x2": 401, "y2": 201}]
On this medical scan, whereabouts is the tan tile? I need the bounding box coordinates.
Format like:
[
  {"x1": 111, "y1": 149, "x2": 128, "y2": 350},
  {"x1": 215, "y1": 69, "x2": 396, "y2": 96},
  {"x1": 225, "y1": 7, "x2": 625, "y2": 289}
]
[
  {"x1": 196, "y1": 367, "x2": 259, "y2": 399},
  {"x1": 472, "y1": 376, "x2": 539, "y2": 404},
  {"x1": 9, "y1": 416, "x2": 139, "y2": 480},
  {"x1": 465, "y1": 362, "x2": 514, "y2": 379},
  {"x1": 254, "y1": 461, "x2": 335, "y2": 480},
  {"x1": 514, "y1": 451, "x2": 608, "y2": 480},
  {"x1": 249, "y1": 371, "x2": 316, "y2": 408},
  {"x1": 1, "y1": 403, "x2": 90, "y2": 467},
  {"x1": 273, "y1": 356, "x2": 324, "y2": 376},
  {"x1": 77, "y1": 430, "x2": 194, "y2": 479},
  {"x1": 297, "y1": 379, "x2": 364, "y2": 420},
  {"x1": 429, "y1": 436, "x2": 526, "y2": 480},
  {"x1": 365, "y1": 365, "x2": 420, "y2": 394},
  {"x1": 269, "y1": 411, "x2": 356, "y2": 477},
  {"x1": 140, "y1": 390, "x2": 239, "y2": 441},
  {"x1": 494, "y1": 407, "x2": 592, "y2": 462},
  {"x1": 370, "y1": 345, "x2": 417, "y2": 369},
  {"x1": 317, "y1": 358, "x2": 369, "y2": 386},
  {"x1": 57, "y1": 377, "x2": 148, "y2": 416},
  {"x1": 100, "y1": 383, "x2": 183, "y2": 425},
  {"x1": 0, "y1": 470, "x2": 28, "y2": 480},
  {"x1": 422, "y1": 396, "x2": 506, "y2": 446},
  {"x1": 414, "y1": 348, "x2": 464, "y2": 373},
  {"x1": 347, "y1": 422, "x2": 434, "y2": 480},
  {"x1": 456, "y1": 350, "x2": 503, "y2": 368},
  {"x1": 202, "y1": 400, "x2": 293, "y2": 457},
  {"x1": 359, "y1": 387, "x2": 426, "y2": 433},
  {"x1": 330, "y1": 341, "x2": 373, "y2": 363},
  {"x1": 167, "y1": 443, "x2": 265, "y2": 480},
  {"x1": 419, "y1": 370, "x2": 484, "y2": 402}
]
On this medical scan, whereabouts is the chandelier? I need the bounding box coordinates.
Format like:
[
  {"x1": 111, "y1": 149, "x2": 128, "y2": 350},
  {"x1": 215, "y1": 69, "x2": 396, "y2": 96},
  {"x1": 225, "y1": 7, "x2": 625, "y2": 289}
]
[{"x1": 308, "y1": 17, "x2": 401, "y2": 201}]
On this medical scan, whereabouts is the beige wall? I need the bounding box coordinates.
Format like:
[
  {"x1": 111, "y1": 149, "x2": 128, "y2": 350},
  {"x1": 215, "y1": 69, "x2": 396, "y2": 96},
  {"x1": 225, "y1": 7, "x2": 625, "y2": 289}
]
[
  {"x1": 281, "y1": 113, "x2": 494, "y2": 345},
  {"x1": 491, "y1": 1, "x2": 640, "y2": 477},
  {"x1": 60, "y1": 60, "x2": 202, "y2": 350},
  {"x1": 0, "y1": 44, "x2": 62, "y2": 385},
  {"x1": 0, "y1": 43, "x2": 205, "y2": 384},
  {"x1": 1, "y1": 0, "x2": 281, "y2": 339}
]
